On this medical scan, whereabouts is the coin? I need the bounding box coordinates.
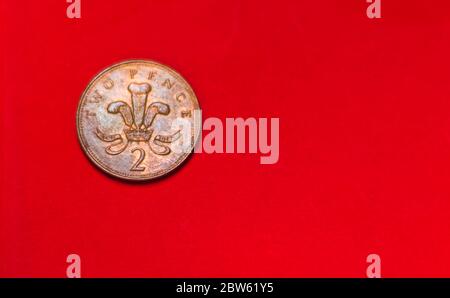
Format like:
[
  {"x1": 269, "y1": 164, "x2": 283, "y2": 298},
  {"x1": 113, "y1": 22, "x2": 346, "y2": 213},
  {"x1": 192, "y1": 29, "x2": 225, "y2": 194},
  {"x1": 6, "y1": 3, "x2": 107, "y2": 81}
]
[{"x1": 77, "y1": 60, "x2": 201, "y2": 181}]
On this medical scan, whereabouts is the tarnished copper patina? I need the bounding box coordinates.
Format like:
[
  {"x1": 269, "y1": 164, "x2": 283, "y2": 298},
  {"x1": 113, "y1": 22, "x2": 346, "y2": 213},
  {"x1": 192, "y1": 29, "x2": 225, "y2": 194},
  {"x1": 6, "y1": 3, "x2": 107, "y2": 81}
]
[{"x1": 77, "y1": 60, "x2": 200, "y2": 181}]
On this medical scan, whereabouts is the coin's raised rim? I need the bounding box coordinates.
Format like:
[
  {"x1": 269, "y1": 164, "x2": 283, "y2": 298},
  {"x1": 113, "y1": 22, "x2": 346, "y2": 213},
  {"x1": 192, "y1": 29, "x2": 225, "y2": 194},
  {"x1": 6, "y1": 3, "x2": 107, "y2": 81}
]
[{"x1": 76, "y1": 59, "x2": 201, "y2": 181}]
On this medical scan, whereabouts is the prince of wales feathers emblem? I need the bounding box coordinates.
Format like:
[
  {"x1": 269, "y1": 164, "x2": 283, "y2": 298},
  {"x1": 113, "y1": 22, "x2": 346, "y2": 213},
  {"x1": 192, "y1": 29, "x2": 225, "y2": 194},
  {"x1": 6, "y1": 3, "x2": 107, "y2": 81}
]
[{"x1": 96, "y1": 82, "x2": 181, "y2": 156}]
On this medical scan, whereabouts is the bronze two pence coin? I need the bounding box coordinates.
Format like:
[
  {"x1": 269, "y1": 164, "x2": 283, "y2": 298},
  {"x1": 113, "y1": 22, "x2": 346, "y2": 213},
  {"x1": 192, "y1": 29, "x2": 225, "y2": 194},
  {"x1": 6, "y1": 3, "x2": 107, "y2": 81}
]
[{"x1": 77, "y1": 60, "x2": 201, "y2": 181}]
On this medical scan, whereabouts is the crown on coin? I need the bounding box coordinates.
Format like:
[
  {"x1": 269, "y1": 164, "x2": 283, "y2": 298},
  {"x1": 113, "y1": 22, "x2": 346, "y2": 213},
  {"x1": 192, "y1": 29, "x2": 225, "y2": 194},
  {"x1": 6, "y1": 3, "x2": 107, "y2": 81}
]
[{"x1": 125, "y1": 128, "x2": 153, "y2": 142}]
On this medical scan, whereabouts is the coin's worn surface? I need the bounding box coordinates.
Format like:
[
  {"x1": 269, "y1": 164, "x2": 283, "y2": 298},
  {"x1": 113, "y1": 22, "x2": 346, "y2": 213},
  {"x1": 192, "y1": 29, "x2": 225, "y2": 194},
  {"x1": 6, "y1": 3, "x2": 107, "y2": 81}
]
[{"x1": 77, "y1": 60, "x2": 200, "y2": 181}]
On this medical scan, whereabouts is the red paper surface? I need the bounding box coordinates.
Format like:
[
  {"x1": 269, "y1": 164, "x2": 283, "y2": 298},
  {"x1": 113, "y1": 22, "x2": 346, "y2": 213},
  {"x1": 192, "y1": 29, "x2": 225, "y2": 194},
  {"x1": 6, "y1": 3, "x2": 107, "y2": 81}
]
[{"x1": 2, "y1": 0, "x2": 450, "y2": 277}]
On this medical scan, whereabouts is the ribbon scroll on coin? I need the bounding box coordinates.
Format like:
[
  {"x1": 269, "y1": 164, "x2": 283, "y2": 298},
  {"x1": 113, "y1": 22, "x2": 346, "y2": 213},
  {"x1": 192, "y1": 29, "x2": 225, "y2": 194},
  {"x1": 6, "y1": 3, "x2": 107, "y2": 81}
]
[{"x1": 77, "y1": 60, "x2": 201, "y2": 181}]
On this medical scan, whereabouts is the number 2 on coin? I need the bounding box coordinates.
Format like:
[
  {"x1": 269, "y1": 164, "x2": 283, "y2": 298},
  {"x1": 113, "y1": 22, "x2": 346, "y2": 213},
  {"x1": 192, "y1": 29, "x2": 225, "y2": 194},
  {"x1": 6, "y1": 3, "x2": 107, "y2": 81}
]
[{"x1": 130, "y1": 148, "x2": 146, "y2": 171}]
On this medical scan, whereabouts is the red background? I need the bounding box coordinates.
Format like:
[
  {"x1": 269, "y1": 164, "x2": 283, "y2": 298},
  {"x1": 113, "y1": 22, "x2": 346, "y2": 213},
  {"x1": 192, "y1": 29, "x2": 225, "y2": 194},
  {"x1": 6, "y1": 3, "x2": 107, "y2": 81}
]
[{"x1": 2, "y1": 0, "x2": 450, "y2": 277}]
